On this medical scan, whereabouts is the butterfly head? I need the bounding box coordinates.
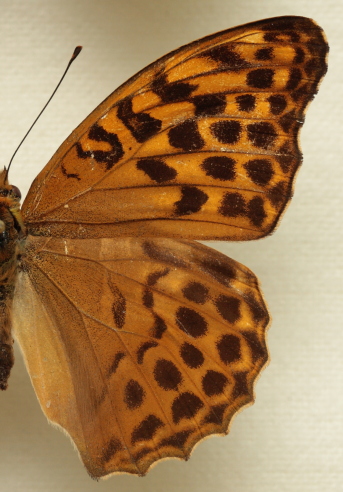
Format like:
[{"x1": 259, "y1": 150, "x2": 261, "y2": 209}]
[{"x1": 0, "y1": 169, "x2": 26, "y2": 248}]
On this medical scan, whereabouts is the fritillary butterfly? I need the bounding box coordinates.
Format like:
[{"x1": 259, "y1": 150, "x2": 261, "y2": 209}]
[{"x1": 0, "y1": 16, "x2": 328, "y2": 478}]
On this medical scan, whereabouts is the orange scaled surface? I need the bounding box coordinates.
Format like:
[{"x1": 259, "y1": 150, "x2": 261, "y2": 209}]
[{"x1": 3, "y1": 16, "x2": 328, "y2": 478}]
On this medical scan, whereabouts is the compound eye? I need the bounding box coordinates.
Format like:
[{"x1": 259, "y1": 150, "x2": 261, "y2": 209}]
[
  {"x1": 0, "y1": 220, "x2": 6, "y2": 233},
  {"x1": 10, "y1": 186, "x2": 21, "y2": 199}
]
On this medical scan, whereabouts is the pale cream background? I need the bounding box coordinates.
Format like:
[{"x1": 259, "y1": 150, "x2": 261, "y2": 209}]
[{"x1": 0, "y1": 1, "x2": 341, "y2": 491}]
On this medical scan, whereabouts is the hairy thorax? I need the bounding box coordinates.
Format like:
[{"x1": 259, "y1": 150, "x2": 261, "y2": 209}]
[{"x1": 0, "y1": 173, "x2": 25, "y2": 389}]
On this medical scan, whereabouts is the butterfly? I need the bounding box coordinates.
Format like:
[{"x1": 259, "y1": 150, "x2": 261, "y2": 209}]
[{"x1": 0, "y1": 16, "x2": 328, "y2": 479}]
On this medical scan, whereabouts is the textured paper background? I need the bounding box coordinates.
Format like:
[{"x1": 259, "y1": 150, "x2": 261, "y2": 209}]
[{"x1": 0, "y1": 1, "x2": 341, "y2": 491}]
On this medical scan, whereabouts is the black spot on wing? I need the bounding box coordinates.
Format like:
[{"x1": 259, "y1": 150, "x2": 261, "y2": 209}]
[
  {"x1": 290, "y1": 83, "x2": 310, "y2": 103},
  {"x1": 279, "y1": 109, "x2": 299, "y2": 133},
  {"x1": 304, "y1": 57, "x2": 321, "y2": 77},
  {"x1": 263, "y1": 32, "x2": 277, "y2": 42},
  {"x1": 133, "y1": 447, "x2": 152, "y2": 462},
  {"x1": 175, "y1": 307, "x2": 208, "y2": 338},
  {"x1": 61, "y1": 163, "x2": 80, "y2": 181},
  {"x1": 137, "y1": 158, "x2": 177, "y2": 183},
  {"x1": 214, "y1": 295, "x2": 241, "y2": 323},
  {"x1": 182, "y1": 281, "x2": 209, "y2": 304},
  {"x1": 131, "y1": 415, "x2": 165, "y2": 444},
  {"x1": 276, "y1": 142, "x2": 296, "y2": 173},
  {"x1": 180, "y1": 342, "x2": 204, "y2": 369},
  {"x1": 244, "y1": 159, "x2": 274, "y2": 186},
  {"x1": 247, "y1": 122, "x2": 277, "y2": 149},
  {"x1": 202, "y1": 403, "x2": 228, "y2": 425},
  {"x1": 168, "y1": 120, "x2": 205, "y2": 151},
  {"x1": 108, "y1": 279, "x2": 126, "y2": 329},
  {"x1": 268, "y1": 181, "x2": 287, "y2": 207},
  {"x1": 142, "y1": 288, "x2": 154, "y2": 308},
  {"x1": 203, "y1": 46, "x2": 250, "y2": 69},
  {"x1": 154, "y1": 359, "x2": 182, "y2": 391},
  {"x1": 192, "y1": 94, "x2": 226, "y2": 116},
  {"x1": 294, "y1": 47, "x2": 305, "y2": 64},
  {"x1": 112, "y1": 296, "x2": 126, "y2": 328},
  {"x1": 174, "y1": 186, "x2": 208, "y2": 216},
  {"x1": 306, "y1": 39, "x2": 329, "y2": 58},
  {"x1": 236, "y1": 94, "x2": 256, "y2": 113},
  {"x1": 243, "y1": 330, "x2": 266, "y2": 362},
  {"x1": 247, "y1": 68, "x2": 274, "y2": 89},
  {"x1": 101, "y1": 438, "x2": 123, "y2": 464},
  {"x1": 232, "y1": 371, "x2": 249, "y2": 399},
  {"x1": 142, "y1": 241, "x2": 187, "y2": 268},
  {"x1": 160, "y1": 430, "x2": 192, "y2": 448},
  {"x1": 267, "y1": 94, "x2": 287, "y2": 115},
  {"x1": 285, "y1": 30, "x2": 300, "y2": 42},
  {"x1": 172, "y1": 392, "x2": 204, "y2": 424},
  {"x1": 245, "y1": 293, "x2": 269, "y2": 324},
  {"x1": 217, "y1": 334, "x2": 241, "y2": 365},
  {"x1": 285, "y1": 67, "x2": 302, "y2": 91},
  {"x1": 108, "y1": 352, "x2": 126, "y2": 376},
  {"x1": 199, "y1": 256, "x2": 237, "y2": 286},
  {"x1": 151, "y1": 73, "x2": 198, "y2": 103},
  {"x1": 76, "y1": 123, "x2": 124, "y2": 170},
  {"x1": 201, "y1": 156, "x2": 236, "y2": 181},
  {"x1": 247, "y1": 196, "x2": 267, "y2": 227},
  {"x1": 137, "y1": 341, "x2": 158, "y2": 364},
  {"x1": 202, "y1": 370, "x2": 228, "y2": 396},
  {"x1": 254, "y1": 47, "x2": 274, "y2": 60},
  {"x1": 147, "y1": 268, "x2": 170, "y2": 286},
  {"x1": 219, "y1": 192, "x2": 246, "y2": 218},
  {"x1": 124, "y1": 380, "x2": 145, "y2": 409},
  {"x1": 151, "y1": 314, "x2": 167, "y2": 339},
  {"x1": 210, "y1": 120, "x2": 241, "y2": 144},
  {"x1": 117, "y1": 97, "x2": 162, "y2": 143}
]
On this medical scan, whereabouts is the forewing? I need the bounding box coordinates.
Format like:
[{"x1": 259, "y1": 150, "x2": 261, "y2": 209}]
[
  {"x1": 22, "y1": 16, "x2": 328, "y2": 240},
  {"x1": 13, "y1": 235, "x2": 269, "y2": 477}
]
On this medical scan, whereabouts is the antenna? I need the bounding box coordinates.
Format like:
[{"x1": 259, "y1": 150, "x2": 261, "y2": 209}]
[{"x1": 5, "y1": 46, "x2": 82, "y2": 183}]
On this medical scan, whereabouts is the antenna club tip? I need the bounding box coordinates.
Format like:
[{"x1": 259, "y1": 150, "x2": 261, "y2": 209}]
[{"x1": 71, "y1": 46, "x2": 83, "y2": 61}]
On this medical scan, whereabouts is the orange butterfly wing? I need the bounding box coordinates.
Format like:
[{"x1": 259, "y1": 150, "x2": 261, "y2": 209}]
[
  {"x1": 11, "y1": 16, "x2": 328, "y2": 478},
  {"x1": 22, "y1": 16, "x2": 327, "y2": 241},
  {"x1": 14, "y1": 236, "x2": 268, "y2": 477}
]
